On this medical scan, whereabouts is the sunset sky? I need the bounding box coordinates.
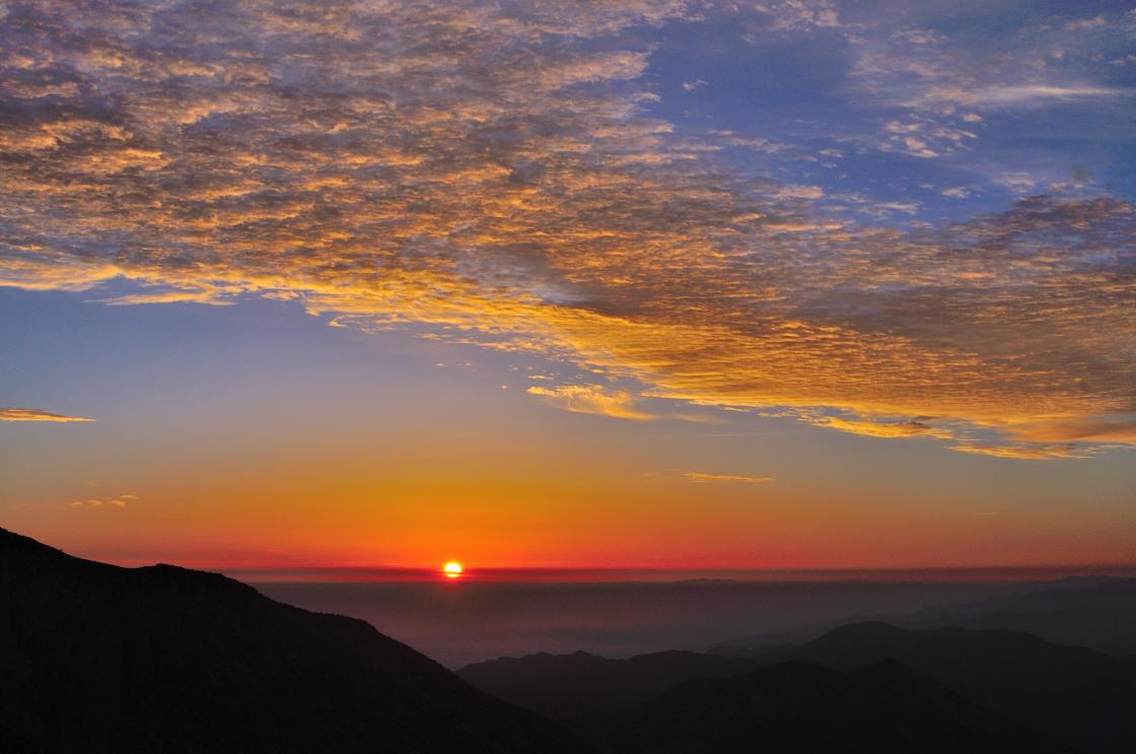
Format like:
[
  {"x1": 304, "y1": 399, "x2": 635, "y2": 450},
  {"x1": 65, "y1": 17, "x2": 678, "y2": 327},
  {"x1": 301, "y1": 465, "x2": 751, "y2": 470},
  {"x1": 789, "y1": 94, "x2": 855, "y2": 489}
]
[{"x1": 1, "y1": 0, "x2": 1133, "y2": 570}]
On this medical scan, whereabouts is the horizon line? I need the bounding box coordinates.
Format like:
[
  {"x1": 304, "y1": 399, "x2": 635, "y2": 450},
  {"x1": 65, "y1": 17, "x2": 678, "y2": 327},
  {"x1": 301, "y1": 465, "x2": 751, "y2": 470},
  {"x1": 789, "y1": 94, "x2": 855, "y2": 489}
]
[{"x1": 219, "y1": 562, "x2": 1136, "y2": 584}]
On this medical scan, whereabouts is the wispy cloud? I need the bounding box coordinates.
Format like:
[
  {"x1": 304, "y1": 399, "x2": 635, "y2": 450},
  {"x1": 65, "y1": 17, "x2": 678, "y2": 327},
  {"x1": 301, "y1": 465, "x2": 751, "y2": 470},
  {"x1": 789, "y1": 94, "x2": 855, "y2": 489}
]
[
  {"x1": 806, "y1": 416, "x2": 953, "y2": 441},
  {"x1": 1008, "y1": 416, "x2": 1136, "y2": 445},
  {"x1": 961, "y1": 84, "x2": 1132, "y2": 106},
  {"x1": 1063, "y1": 16, "x2": 1107, "y2": 32},
  {"x1": 68, "y1": 493, "x2": 136, "y2": 509},
  {"x1": 1, "y1": 407, "x2": 93, "y2": 423},
  {"x1": 684, "y1": 471, "x2": 774, "y2": 485},
  {"x1": 949, "y1": 443, "x2": 1090, "y2": 461},
  {"x1": 527, "y1": 385, "x2": 655, "y2": 421}
]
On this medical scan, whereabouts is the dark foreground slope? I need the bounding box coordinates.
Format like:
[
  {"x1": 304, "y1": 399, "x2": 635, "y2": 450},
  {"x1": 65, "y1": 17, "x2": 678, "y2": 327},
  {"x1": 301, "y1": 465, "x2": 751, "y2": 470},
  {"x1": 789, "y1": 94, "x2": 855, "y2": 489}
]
[
  {"x1": 612, "y1": 659, "x2": 1062, "y2": 754},
  {"x1": 459, "y1": 649, "x2": 752, "y2": 724},
  {"x1": 0, "y1": 529, "x2": 588, "y2": 754}
]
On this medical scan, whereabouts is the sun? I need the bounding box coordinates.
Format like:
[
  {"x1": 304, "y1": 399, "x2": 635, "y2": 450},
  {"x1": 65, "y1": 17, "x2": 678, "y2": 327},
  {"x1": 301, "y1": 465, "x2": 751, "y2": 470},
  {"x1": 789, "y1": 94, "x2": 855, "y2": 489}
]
[{"x1": 442, "y1": 561, "x2": 463, "y2": 578}]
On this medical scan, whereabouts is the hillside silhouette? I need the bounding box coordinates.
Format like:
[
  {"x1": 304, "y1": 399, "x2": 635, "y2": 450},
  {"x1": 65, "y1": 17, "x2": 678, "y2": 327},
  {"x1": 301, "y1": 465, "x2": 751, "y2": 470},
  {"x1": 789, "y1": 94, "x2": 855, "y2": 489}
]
[
  {"x1": 611, "y1": 659, "x2": 1061, "y2": 754},
  {"x1": 0, "y1": 528, "x2": 589, "y2": 754},
  {"x1": 460, "y1": 649, "x2": 750, "y2": 723}
]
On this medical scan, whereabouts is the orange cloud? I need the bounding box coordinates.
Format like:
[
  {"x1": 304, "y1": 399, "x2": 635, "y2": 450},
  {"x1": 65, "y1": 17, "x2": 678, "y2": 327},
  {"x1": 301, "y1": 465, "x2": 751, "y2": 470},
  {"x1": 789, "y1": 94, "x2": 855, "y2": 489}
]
[
  {"x1": 1007, "y1": 416, "x2": 1136, "y2": 445},
  {"x1": 805, "y1": 416, "x2": 954, "y2": 441},
  {"x1": 949, "y1": 443, "x2": 1090, "y2": 461},
  {"x1": 527, "y1": 385, "x2": 655, "y2": 421},
  {"x1": 1, "y1": 408, "x2": 94, "y2": 423},
  {"x1": 684, "y1": 472, "x2": 774, "y2": 484}
]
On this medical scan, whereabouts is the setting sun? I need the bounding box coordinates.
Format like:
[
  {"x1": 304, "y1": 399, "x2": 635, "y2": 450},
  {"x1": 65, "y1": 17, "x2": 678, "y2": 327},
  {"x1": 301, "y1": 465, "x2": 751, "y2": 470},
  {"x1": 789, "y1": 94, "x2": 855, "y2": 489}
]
[{"x1": 442, "y1": 561, "x2": 463, "y2": 578}]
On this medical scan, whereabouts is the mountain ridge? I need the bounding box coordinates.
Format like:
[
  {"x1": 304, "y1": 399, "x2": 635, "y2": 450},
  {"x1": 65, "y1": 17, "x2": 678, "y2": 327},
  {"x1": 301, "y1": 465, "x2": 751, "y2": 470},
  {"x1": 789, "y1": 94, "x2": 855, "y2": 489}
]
[
  {"x1": 0, "y1": 527, "x2": 590, "y2": 754},
  {"x1": 460, "y1": 619, "x2": 1136, "y2": 753}
]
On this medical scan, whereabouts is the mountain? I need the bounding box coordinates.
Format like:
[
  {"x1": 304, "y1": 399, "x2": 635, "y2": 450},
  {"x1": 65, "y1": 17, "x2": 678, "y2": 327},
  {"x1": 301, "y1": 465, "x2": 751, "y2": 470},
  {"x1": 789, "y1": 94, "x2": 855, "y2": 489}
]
[
  {"x1": 903, "y1": 577, "x2": 1136, "y2": 654},
  {"x1": 459, "y1": 649, "x2": 753, "y2": 724},
  {"x1": 0, "y1": 528, "x2": 590, "y2": 754},
  {"x1": 786, "y1": 622, "x2": 1136, "y2": 754},
  {"x1": 611, "y1": 659, "x2": 1062, "y2": 754},
  {"x1": 461, "y1": 622, "x2": 1136, "y2": 754},
  {"x1": 711, "y1": 577, "x2": 1136, "y2": 656}
]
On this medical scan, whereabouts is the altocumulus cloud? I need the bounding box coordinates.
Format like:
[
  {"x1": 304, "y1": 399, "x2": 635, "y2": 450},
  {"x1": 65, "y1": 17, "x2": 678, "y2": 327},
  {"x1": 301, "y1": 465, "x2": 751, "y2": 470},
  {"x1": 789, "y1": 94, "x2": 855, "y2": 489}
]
[{"x1": 0, "y1": 1, "x2": 1132, "y2": 459}]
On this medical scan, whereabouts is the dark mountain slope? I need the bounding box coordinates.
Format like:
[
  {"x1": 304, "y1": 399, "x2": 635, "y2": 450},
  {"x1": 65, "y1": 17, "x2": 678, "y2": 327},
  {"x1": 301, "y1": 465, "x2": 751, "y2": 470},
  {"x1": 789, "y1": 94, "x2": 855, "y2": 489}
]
[
  {"x1": 788, "y1": 622, "x2": 1136, "y2": 754},
  {"x1": 0, "y1": 528, "x2": 589, "y2": 754},
  {"x1": 612, "y1": 659, "x2": 1062, "y2": 754},
  {"x1": 459, "y1": 649, "x2": 752, "y2": 723}
]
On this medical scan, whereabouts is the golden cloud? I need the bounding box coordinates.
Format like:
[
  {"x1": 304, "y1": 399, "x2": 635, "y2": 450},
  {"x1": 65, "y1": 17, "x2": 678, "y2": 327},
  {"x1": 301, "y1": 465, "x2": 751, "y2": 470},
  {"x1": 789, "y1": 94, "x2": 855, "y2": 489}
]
[
  {"x1": 0, "y1": 408, "x2": 94, "y2": 423},
  {"x1": 949, "y1": 443, "x2": 1090, "y2": 461},
  {"x1": 0, "y1": 1, "x2": 1132, "y2": 459},
  {"x1": 684, "y1": 472, "x2": 774, "y2": 484},
  {"x1": 804, "y1": 416, "x2": 954, "y2": 441},
  {"x1": 527, "y1": 385, "x2": 656, "y2": 421}
]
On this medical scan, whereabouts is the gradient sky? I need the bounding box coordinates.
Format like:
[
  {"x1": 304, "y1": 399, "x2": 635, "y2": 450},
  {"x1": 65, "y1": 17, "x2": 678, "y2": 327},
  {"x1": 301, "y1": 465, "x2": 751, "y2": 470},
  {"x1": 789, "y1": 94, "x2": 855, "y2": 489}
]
[{"x1": 1, "y1": 0, "x2": 1133, "y2": 570}]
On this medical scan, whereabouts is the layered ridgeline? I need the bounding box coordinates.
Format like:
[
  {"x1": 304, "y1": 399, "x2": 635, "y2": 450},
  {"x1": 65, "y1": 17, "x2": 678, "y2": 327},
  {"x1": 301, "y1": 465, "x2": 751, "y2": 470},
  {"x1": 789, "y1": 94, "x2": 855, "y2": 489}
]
[
  {"x1": 711, "y1": 577, "x2": 1136, "y2": 656},
  {"x1": 460, "y1": 622, "x2": 1136, "y2": 754},
  {"x1": 0, "y1": 529, "x2": 588, "y2": 754}
]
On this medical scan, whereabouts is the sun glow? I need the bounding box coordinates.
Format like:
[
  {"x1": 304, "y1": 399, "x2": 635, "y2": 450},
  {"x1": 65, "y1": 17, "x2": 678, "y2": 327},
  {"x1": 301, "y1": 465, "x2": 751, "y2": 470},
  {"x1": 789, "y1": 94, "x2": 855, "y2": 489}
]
[{"x1": 442, "y1": 561, "x2": 463, "y2": 578}]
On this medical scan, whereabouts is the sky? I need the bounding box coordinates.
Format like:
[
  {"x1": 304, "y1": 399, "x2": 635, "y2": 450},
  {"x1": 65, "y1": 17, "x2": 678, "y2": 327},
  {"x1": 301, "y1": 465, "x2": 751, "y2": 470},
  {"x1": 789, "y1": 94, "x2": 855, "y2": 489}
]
[{"x1": 1, "y1": 0, "x2": 1133, "y2": 571}]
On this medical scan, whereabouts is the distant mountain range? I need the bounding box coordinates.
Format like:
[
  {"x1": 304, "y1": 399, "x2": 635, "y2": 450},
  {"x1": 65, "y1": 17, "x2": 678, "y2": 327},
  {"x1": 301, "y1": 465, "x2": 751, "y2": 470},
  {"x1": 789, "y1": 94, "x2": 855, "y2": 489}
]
[
  {"x1": 711, "y1": 576, "x2": 1136, "y2": 655},
  {"x1": 0, "y1": 528, "x2": 589, "y2": 754},
  {"x1": 460, "y1": 620, "x2": 1136, "y2": 754},
  {"x1": 902, "y1": 577, "x2": 1136, "y2": 654}
]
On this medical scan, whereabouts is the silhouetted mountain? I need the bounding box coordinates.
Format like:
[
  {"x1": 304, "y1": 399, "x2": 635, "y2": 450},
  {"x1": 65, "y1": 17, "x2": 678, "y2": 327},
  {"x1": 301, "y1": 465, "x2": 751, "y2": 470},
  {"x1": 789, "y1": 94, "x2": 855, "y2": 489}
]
[
  {"x1": 786, "y1": 622, "x2": 1136, "y2": 754},
  {"x1": 462, "y1": 621, "x2": 1136, "y2": 754},
  {"x1": 711, "y1": 577, "x2": 1136, "y2": 656},
  {"x1": 459, "y1": 649, "x2": 753, "y2": 723},
  {"x1": 0, "y1": 529, "x2": 590, "y2": 754},
  {"x1": 903, "y1": 577, "x2": 1136, "y2": 654},
  {"x1": 611, "y1": 659, "x2": 1062, "y2": 754}
]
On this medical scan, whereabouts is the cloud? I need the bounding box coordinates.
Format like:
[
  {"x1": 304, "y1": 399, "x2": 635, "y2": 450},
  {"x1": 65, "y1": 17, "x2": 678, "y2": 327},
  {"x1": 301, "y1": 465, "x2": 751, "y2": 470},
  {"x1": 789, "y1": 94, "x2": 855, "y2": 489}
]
[
  {"x1": 0, "y1": 1, "x2": 1132, "y2": 461},
  {"x1": 1064, "y1": 16, "x2": 1107, "y2": 32},
  {"x1": 949, "y1": 443, "x2": 1089, "y2": 461},
  {"x1": 684, "y1": 471, "x2": 774, "y2": 484},
  {"x1": 845, "y1": 5, "x2": 1136, "y2": 159},
  {"x1": 757, "y1": 1, "x2": 841, "y2": 32},
  {"x1": 1007, "y1": 415, "x2": 1136, "y2": 445},
  {"x1": 1, "y1": 407, "x2": 93, "y2": 423},
  {"x1": 68, "y1": 494, "x2": 135, "y2": 509},
  {"x1": 963, "y1": 85, "x2": 1132, "y2": 106},
  {"x1": 806, "y1": 416, "x2": 953, "y2": 441},
  {"x1": 527, "y1": 385, "x2": 655, "y2": 421}
]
